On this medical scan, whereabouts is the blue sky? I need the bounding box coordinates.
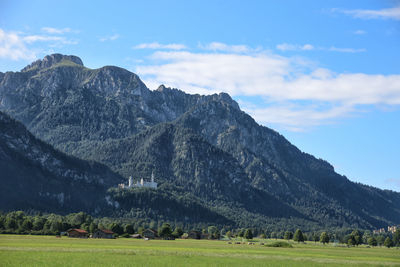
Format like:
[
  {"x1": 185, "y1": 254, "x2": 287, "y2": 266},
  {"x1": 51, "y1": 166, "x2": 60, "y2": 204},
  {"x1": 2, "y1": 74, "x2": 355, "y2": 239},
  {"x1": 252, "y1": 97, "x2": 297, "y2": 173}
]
[{"x1": 1, "y1": 0, "x2": 399, "y2": 191}]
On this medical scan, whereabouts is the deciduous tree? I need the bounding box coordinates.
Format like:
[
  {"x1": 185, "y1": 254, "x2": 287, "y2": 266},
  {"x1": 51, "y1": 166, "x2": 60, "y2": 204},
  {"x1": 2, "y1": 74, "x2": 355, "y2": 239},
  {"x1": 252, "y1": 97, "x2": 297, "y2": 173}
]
[
  {"x1": 284, "y1": 231, "x2": 293, "y2": 240},
  {"x1": 293, "y1": 229, "x2": 304, "y2": 243},
  {"x1": 393, "y1": 229, "x2": 400, "y2": 246},
  {"x1": 384, "y1": 237, "x2": 393, "y2": 248},
  {"x1": 367, "y1": 237, "x2": 377, "y2": 247},
  {"x1": 159, "y1": 223, "x2": 172, "y2": 239},
  {"x1": 320, "y1": 232, "x2": 329, "y2": 244},
  {"x1": 172, "y1": 227, "x2": 183, "y2": 238}
]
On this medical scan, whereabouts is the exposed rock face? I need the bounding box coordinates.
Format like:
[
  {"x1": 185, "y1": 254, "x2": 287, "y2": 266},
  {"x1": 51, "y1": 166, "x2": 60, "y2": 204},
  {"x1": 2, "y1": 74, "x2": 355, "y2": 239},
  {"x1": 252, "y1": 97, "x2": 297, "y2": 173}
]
[
  {"x1": 21, "y1": 54, "x2": 83, "y2": 72},
  {"x1": 1, "y1": 54, "x2": 400, "y2": 228}
]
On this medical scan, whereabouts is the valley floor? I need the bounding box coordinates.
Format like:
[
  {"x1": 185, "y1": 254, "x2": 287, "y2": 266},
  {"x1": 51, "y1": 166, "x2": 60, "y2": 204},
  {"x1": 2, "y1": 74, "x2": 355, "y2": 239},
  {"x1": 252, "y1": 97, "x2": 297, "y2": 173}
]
[{"x1": 0, "y1": 235, "x2": 399, "y2": 266}]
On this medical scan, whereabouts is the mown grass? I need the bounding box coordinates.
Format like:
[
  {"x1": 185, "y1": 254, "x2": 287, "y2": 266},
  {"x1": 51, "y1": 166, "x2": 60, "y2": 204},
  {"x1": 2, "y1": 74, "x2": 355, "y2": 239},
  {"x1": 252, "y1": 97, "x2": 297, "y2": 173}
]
[{"x1": 0, "y1": 235, "x2": 399, "y2": 266}]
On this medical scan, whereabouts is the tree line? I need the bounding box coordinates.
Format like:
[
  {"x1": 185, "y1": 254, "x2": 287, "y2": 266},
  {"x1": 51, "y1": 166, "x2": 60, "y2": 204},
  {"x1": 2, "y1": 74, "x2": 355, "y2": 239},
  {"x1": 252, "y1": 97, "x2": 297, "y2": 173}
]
[{"x1": 0, "y1": 211, "x2": 399, "y2": 247}]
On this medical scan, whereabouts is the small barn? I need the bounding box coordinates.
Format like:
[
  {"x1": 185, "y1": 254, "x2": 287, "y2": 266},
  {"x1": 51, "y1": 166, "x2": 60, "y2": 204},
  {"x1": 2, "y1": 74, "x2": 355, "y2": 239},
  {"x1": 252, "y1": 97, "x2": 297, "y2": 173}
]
[
  {"x1": 93, "y1": 229, "x2": 114, "y2": 239},
  {"x1": 142, "y1": 229, "x2": 157, "y2": 239},
  {"x1": 67, "y1": 229, "x2": 88, "y2": 238}
]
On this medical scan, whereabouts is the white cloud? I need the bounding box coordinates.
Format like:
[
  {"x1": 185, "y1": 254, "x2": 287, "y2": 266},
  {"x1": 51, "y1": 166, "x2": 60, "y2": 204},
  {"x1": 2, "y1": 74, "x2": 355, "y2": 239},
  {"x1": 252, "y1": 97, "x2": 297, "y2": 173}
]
[
  {"x1": 328, "y1": 46, "x2": 366, "y2": 53},
  {"x1": 276, "y1": 43, "x2": 365, "y2": 53},
  {"x1": 100, "y1": 34, "x2": 120, "y2": 42},
  {"x1": 199, "y1": 42, "x2": 253, "y2": 53},
  {"x1": 242, "y1": 103, "x2": 355, "y2": 132},
  {"x1": 334, "y1": 6, "x2": 400, "y2": 20},
  {"x1": 23, "y1": 35, "x2": 78, "y2": 45},
  {"x1": 23, "y1": 35, "x2": 64, "y2": 43},
  {"x1": 276, "y1": 43, "x2": 314, "y2": 51},
  {"x1": 41, "y1": 27, "x2": 72, "y2": 34},
  {"x1": 0, "y1": 28, "x2": 79, "y2": 62},
  {"x1": 0, "y1": 29, "x2": 36, "y2": 61},
  {"x1": 136, "y1": 43, "x2": 400, "y2": 130},
  {"x1": 353, "y1": 30, "x2": 367, "y2": 35},
  {"x1": 133, "y1": 42, "x2": 187, "y2": 50}
]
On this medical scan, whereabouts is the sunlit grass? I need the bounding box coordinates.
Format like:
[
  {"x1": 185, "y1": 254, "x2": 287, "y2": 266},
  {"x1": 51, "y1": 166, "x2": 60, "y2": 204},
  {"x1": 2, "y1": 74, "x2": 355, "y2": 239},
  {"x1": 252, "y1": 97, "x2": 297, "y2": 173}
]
[{"x1": 0, "y1": 235, "x2": 399, "y2": 266}]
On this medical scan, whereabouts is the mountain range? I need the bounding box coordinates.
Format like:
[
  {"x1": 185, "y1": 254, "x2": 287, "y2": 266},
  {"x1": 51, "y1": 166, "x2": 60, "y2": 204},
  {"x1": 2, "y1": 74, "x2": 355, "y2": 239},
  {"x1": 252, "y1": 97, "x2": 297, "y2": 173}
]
[{"x1": 1, "y1": 54, "x2": 399, "y2": 230}]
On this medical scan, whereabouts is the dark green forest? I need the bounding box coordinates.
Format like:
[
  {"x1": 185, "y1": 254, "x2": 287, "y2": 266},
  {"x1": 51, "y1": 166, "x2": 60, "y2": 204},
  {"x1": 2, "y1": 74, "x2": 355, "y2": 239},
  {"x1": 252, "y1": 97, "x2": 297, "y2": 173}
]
[{"x1": 1, "y1": 210, "x2": 399, "y2": 248}]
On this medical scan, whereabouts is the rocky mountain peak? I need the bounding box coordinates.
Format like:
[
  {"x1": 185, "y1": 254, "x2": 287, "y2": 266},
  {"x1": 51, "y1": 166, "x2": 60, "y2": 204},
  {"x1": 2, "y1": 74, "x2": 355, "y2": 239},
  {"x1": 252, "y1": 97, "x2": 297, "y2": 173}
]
[
  {"x1": 214, "y1": 92, "x2": 240, "y2": 110},
  {"x1": 1, "y1": 55, "x2": 400, "y2": 228},
  {"x1": 157, "y1": 84, "x2": 167, "y2": 91},
  {"x1": 21, "y1": 54, "x2": 84, "y2": 72}
]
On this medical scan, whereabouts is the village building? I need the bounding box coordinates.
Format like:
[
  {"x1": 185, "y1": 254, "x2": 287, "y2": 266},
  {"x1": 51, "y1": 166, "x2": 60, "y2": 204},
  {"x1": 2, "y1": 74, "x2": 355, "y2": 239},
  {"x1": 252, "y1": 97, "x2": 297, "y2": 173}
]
[
  {"x1": 118, "y1": 172, "x2": 158, "y2": 189},
  {"x1": 67, "y1": 229, "x2": 88, "y2": 238},
  {"x1": 142, "y1": 229, "x2": 158, "y2": 239},
  {"x1": 92, "y1": 229, "x2": 114, "y2": 239},
  {"x1": 131, "y1": 234, "x2": 142, "y2": 239}
]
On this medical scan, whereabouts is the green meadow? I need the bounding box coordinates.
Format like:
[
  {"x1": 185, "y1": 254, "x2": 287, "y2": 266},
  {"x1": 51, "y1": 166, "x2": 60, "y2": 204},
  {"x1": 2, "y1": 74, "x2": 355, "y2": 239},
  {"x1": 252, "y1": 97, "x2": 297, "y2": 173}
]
[{"x1": 0, "y1": 235, "x2": 399, "y2": 266}]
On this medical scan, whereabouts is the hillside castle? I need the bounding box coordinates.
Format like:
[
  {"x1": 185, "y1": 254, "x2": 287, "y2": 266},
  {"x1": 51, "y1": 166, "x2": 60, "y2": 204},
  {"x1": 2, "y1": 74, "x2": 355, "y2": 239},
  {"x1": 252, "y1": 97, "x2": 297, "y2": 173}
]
[{"x1": 118, "y1": 172, "x2": 158, "y2": 189}]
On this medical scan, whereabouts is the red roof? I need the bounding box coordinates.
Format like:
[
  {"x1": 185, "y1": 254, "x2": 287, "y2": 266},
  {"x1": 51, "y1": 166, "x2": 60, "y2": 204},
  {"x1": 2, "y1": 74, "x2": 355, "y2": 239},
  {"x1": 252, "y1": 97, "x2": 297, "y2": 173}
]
[
  {"x1": 68, "y1": 228, "x2": 88, "y2": 234},
  {"x1": 99, "y1": 229, "x2": 114, "y2": 234}
]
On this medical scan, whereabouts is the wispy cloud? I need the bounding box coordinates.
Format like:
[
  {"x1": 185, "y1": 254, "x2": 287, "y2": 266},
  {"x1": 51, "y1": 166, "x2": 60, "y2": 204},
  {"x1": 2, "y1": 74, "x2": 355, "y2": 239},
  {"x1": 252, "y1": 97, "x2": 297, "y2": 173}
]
[
  {"x1": 328, "y1": 46, "x2": 366, "y2": 53},
  {"x1": 199, "y1": 42, "x2": 254, "y2": 53},
  {"x1": 0, "y1": 28, "x2": 78, "y2": 62},
  {"x1": 41, "y1": 27, "x2": 72, "y2": 34},
  {"x1": 23, "y1": 35, "x2": 64, "y2": 43},
  {"x1": 136, "y1": 42, "x2": 400, "y2": 130},
  {"x1": 276, "y1": 43, "x2": 365, "y2": 53},
  {"x1": 23, "y1": 35, "x2": 78, "y2": 45},
  {"x1": 133, "y1": 42, "x2": 187, "y2": 50},
  {"x1": 333, "y1": 6, "x2": 400, "y2": 20},
  {"x1": 276, "y1": 43, "x2": 314, "y2": 51},
  {"x1": 0, "y1": 29, "x2": 36, "y2": 61},
  {"x1": 353, "y1": 30, "x2": 367, "y2": 35},
  {"x1": 242, "y1": 102, "x2": 355, "y2": 132},
  {"x1": 100, "y1": 34, "x2": 120, "y2": 42},
  {"x1": 385, "y1": 178, "x2": 400, "y2": 190}
]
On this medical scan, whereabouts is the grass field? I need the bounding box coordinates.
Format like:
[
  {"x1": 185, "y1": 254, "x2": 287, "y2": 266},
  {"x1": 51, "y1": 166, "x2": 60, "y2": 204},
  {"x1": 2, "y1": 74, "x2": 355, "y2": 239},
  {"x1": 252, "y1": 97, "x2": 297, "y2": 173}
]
[{"x1": 0, "y1": 235, "x2": 399, "y2": 266}]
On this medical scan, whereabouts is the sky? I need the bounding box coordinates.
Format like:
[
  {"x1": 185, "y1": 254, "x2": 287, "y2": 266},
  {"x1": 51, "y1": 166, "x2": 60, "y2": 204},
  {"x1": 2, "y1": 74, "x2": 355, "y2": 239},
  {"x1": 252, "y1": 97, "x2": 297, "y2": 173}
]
[{"x1": 1, "y1": 0, "x2": 399, "y2": 191}]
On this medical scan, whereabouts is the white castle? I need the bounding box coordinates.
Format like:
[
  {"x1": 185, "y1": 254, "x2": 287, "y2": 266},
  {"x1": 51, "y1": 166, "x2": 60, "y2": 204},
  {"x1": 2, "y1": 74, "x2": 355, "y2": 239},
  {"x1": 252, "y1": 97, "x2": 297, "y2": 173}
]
[{"x1": 118, "y1": 172, "x2": 157, "y2": 189}]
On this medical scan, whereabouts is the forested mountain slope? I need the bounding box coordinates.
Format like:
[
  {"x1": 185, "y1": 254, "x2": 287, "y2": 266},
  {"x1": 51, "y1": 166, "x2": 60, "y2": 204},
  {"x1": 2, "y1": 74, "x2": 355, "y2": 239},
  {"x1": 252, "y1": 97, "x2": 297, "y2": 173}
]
[
  {"x1": 0, "y1": 111, "x2": 123, "y2": 214},
  {"x1": 1, "y1": 54, "x2": 399, "y2": 229}
]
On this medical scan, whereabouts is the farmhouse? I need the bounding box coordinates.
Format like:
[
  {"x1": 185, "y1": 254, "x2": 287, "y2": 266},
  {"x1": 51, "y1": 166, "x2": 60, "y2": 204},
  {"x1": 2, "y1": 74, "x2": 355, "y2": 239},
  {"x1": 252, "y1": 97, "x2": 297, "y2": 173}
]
[
  {"x1": 67, "y1": 229, "x2": 88, "y2": 238},
  {"x1": 142, "y1": 229, "x2": 158, "y2": 239},
  {"x1": 92, "y1": 229, "x2": 114, "y2": 239}
]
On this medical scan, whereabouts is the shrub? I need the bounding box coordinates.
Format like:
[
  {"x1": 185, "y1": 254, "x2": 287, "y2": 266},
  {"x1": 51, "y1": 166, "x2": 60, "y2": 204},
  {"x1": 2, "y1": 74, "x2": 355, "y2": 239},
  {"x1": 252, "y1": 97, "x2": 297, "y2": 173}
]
[{"x1": 265, "y1": 241, "x2": 293, "y2": 248}]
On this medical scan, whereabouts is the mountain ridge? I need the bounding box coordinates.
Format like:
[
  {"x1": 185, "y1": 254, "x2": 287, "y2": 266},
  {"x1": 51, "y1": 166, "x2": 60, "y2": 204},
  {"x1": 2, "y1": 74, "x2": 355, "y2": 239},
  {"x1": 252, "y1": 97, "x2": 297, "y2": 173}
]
[{"x1": 1, "y1": 54, "x2": 399, "y2": 229}]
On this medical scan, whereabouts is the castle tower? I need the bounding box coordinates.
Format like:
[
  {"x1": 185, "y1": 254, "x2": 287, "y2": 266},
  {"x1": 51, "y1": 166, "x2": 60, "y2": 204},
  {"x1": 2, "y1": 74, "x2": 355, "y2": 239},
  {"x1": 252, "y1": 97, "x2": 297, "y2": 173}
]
[
  {"x1": 128, "y1": 176, "x2": 133, "y2": 187},
  {"x1": 151, "y1": 171, "x2": 155, "y2": 183},
  {"x1": 140, "y1": 178, "x2": 144, "y2": 186}
]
